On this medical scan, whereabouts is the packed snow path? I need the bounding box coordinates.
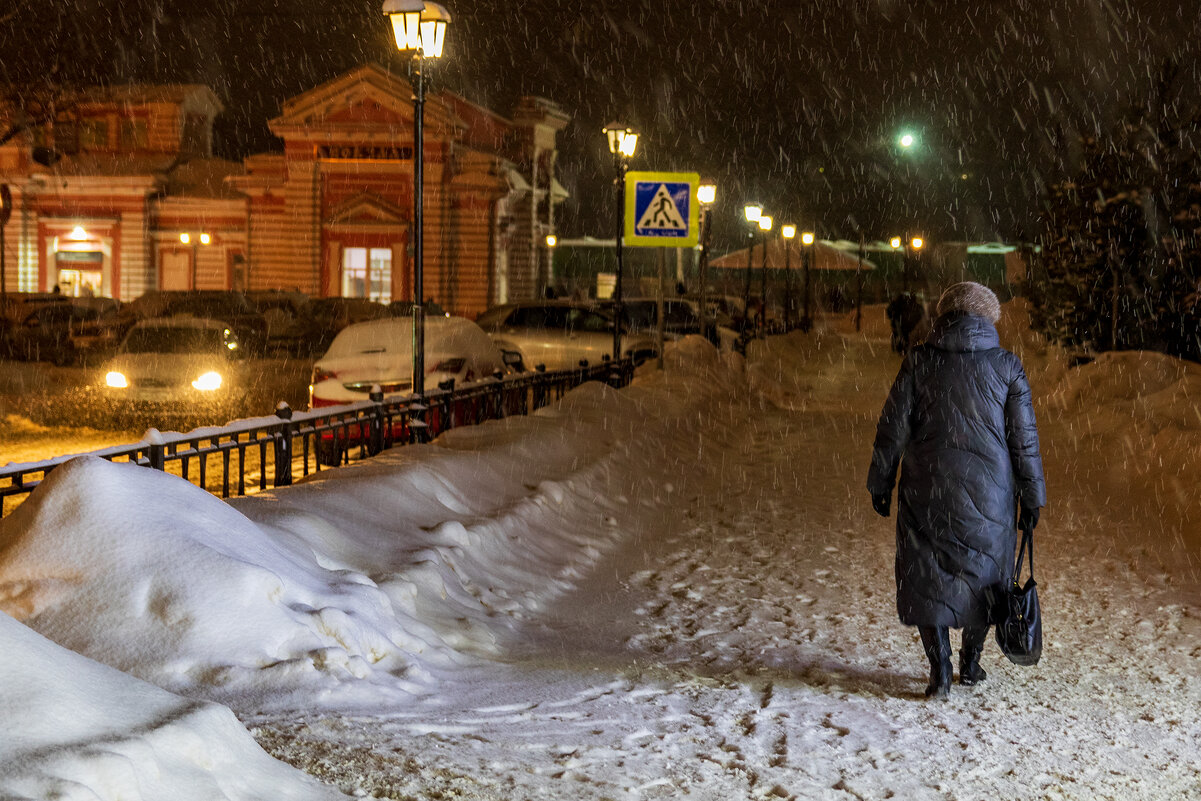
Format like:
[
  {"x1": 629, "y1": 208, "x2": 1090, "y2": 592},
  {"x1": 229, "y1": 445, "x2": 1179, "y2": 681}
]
[{"x1": 250, "y1": 332, "x2": 1201, "y2": 800}]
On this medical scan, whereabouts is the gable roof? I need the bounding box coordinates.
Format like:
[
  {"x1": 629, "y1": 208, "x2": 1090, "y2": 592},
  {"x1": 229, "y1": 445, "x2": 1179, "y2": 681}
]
[{"x1": 269, "y1": 63, "x2": 456, "y2": 139}]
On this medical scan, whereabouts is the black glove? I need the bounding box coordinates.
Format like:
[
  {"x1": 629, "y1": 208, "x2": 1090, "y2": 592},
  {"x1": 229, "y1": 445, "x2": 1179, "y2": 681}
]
[
  {"x1": 1018, "y1": 505, "x2": 1040, "y2": 532},
  {"x1": 871, "y1": 493, "x2": 891, "y2": 518}
]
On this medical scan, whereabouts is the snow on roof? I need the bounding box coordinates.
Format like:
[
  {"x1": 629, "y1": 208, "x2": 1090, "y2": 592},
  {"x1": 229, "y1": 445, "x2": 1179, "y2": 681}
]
[{"x1": 165, "y1": 158, "x2": 247, "y2": 199}]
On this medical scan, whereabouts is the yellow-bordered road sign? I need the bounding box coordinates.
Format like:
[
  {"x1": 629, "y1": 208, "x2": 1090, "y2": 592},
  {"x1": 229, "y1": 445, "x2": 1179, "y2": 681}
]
[{"x1": 624, "y1": 171, "x2": 699, "y2": 248}]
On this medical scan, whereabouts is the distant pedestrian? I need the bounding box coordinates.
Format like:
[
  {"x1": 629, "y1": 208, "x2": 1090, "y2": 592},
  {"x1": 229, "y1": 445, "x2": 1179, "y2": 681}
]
[
  {"x1": 867, "y1": 282, "x2": 1046, "y2": 699},
  {"x1": 885, "y1": 293, "x2": 927, "y2": 354}
]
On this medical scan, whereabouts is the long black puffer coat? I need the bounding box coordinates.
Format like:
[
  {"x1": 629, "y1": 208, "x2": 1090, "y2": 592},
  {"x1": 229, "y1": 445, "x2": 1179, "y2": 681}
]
[{"x1": 867, "y1": 311, "x2": 1046, "y2": 628}]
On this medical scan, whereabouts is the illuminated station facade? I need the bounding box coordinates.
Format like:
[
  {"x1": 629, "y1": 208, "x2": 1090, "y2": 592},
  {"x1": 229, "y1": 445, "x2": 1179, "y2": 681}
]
[{"x1": 0, "y1": 64, "x2": 568, "y2": 318}]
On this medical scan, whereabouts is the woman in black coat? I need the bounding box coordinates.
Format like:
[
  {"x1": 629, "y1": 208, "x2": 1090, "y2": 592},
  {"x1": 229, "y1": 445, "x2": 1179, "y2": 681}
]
[{"x1": 867, "y1": 282, "x2": 1046, "y2": 699}]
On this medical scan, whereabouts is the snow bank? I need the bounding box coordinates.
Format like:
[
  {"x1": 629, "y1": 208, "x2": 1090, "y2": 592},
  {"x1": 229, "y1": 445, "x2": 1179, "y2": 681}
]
[
  {"x1": 0, "y1": 611, "x2": 339, "y2": 801},
  {"x1": 0, "y1": 336, "x2": 749, "y2": 712}
]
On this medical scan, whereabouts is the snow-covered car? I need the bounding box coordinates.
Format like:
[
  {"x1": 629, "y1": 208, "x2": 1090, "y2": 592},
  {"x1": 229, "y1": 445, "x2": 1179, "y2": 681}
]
[
  {"x1": 475, "y1": 300, "x2": 658, "y2": 371},
  {"x1": 309, "y1": 315, "x2": 516, "y2": 408},
  {"x1": 99, "y1": 317, "x2": 252, "y2": 417},
  {"x1": 308, "y1": 315, "x2": 521, "y2": 465}
]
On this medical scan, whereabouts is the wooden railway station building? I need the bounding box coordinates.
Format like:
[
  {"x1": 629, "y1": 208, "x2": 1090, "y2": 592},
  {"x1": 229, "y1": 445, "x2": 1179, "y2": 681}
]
[{"x1": 0, "y1": 64, "x2": 569, "y2": 319}]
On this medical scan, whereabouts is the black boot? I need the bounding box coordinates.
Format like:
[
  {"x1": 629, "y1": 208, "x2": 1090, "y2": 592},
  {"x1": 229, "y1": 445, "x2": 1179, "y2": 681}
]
[
  {"x1": 959, "y1": 625, "x2": 988, "y2": 686},
  {"x1": 919, "y1": 626, "x2": 952, "y2": 699}
]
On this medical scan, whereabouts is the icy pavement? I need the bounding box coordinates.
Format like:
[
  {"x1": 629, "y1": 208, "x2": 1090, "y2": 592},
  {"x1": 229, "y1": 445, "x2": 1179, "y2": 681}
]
[{"x1": 246, "y1": 330, "x2": 1201, "y2": 800}]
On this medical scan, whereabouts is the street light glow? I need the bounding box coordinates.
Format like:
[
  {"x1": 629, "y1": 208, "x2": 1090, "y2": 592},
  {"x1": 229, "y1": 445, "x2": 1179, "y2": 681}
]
[
  {"x1": 180, "y1": 233, "x2": 190, "y2": 244},
  {"x1": 619, "y1": 131, "x2": 638, "y2": 157},
  {"x1": 758, "y1": 216, "x2": 773, "y2": 232},
  {"x1": 801, "y1": 231, "x2": 815, "y2": 246},
  {"x1": 545, "y1": 234, "x2": 557, "y2": 248},
  {"x1": 911, "y1": 237, "x2": 924, "y2": 250},
  {"x1": 744, "y1": 203, "x2": 762, "y2": 223},
  {"x1": 383, "y1": 0, "x2": 451, "y2": 58},
  {"x1": 603, "y1": 122, "x2": 639, "y2": 157},
  {"x1": 697, "y1": 182, "x2": 717, "y2": 206},
  {"x1": 199, "y1": 233, "x2": 211, "y2": 245},
  {"x1": 890, "y1": 236, "x2": 902, "y2": 249},
  {"x1": 899, "y1": 132, "x2": 915, "y2": 148},
  {"x1": 781, "y1": 224, "x2": 796, "y2": 239}
]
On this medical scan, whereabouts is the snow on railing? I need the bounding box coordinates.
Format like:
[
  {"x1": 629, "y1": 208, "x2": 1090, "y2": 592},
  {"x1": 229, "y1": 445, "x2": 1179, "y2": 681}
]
[{"x1": 0, "y1": 359, "x2": 634, "y2": 518}]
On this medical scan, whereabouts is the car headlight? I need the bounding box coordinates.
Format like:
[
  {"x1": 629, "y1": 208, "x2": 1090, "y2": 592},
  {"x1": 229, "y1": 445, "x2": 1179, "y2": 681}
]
[
  {"x1": 192, "y1": 371, "x2": 223, "y2": 391},
  {"x1": 105, "y1": 371, "x2": 128, "y2": 388}
]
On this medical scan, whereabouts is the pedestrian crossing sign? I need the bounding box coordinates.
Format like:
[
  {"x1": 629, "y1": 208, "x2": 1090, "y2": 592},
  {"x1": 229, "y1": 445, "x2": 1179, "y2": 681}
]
[{"x1": 624, "y1": 171, "x2": 699, "y2": 248}]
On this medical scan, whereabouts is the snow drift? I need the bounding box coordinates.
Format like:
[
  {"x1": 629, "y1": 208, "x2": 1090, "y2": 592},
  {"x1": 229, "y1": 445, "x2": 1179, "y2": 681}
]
[{"x1": 0, "y1": 610, "x2": 339, "y2": 801}]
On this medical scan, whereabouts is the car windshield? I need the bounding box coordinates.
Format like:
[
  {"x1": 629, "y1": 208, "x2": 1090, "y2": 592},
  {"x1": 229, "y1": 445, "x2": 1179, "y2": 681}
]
[{"x1": 122, "y1": 326, "x2": 230, "y2": 354}]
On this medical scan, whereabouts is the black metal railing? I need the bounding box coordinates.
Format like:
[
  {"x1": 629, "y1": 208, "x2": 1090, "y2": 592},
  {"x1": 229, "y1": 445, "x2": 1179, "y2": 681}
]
[{"x1": 0, "y1": 359, "x2": 634, "y2": 518}]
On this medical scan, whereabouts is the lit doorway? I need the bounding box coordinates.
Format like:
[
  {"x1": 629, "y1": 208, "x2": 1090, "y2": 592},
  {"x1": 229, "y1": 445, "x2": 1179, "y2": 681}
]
[{"x1": 52, "y1": 226, "x2": 110, "y2": 296}]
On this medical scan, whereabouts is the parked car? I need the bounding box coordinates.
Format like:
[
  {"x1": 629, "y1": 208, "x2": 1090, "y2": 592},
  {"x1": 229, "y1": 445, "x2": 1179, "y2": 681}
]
[
  {"x1": 292, "y1": 297, "x2": 391, "y2": 356},
  {"x1": 3, "y1": 298, "x2": 122, "y2": 365},
  {"x1": 246, "y1": 289, "x2": 311, "y2": 355},
  {"x1": 309, "y1": 315, "x2": 514, "y2": 408},
  {"x1": 309, "y1": 315, "x2": 520, "y2": 465},
  {"x1": 387, "y1": 299, "x2": 448, "y2": 318},
  {"x1": 117, "y1": 291, "x2": 269, "y2": 356},
  {"x1": 475, "y1": 300, "x2": 658, "y2": 371},
  {"x1": 617, "y1": 298, "x2": 707, "y2": 338},
  {"x1": 99, "y1": 317, "x2": 253, "y2": 418}
]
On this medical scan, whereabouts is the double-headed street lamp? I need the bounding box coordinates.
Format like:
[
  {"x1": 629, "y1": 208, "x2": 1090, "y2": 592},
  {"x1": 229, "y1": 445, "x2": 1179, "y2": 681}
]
[
  {"x1": 179, "y1": 231, "x2": 211, "y2": 289},
  {"x1": 603, "y1": 121, "x2": 639, "y2": 360},
  {"x1": 890, "y1": 234, "x2": 924, "y2": 293},
  {"x1": 384, "y1": 0, "x2": 451, "y2": 394}
]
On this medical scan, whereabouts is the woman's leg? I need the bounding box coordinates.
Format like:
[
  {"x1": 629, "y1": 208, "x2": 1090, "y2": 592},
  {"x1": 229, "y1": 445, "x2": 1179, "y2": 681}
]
[
  {"x1": 960, "y1": 625, "x2": 989, "y2": 685},
  {"x1": 919, "y1": 626, "x2": 952, "y2": 698}
]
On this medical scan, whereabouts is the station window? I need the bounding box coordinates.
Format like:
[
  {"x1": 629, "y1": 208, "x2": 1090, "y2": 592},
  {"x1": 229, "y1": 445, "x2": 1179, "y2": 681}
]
[
  {"x1": 342, "y1": 247, "x2": 392, "y2": 302},
  {"x1": 121, "y1": 118, "x2": 149, "y2": 150},
  {"x1": 78, "y1": 118, "x2": 109, "y2": 150}
]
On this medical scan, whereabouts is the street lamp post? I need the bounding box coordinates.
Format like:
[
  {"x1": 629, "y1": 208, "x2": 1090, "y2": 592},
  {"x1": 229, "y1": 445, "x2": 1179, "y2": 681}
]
[
  {"x1": 800, "y1": 230, "x2": 815, "y2": 331},
  {"x1": 780, "y1": 224, "x2": 795, "y2": 329},
  {"x1": 742, "y1": 203, "x2": 761, "y2": 332},
  {"x1": 544, "y1": 234, "x2": 557, "y2": 296},
  {"x1": 696, "y1": 181, "x2": 716, "y2": 342},
  {"x1": 603, "y1": 121, "x2": 638, "y2": 361},
  {"x1": 758, "y1": 215, "x2": 772, "y2": 332},
  {"x1": 855, "y1": 235, "x2": 865, "y2": 332},
  {"x1": 384, "y1": 0, "x2": 451, "y2": 395},
  {"x1": 179, "y1": 231, "x2": 211, "y2": 289},
  {"x1": 909, "y1": 236, "x2": 924, "y2": 294}
]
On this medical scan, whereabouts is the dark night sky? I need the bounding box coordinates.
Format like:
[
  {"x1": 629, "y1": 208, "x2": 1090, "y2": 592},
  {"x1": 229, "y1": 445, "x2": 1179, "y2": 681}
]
[{"x1": 3, "y1": 0, "x2": 1199, "y2": 250}]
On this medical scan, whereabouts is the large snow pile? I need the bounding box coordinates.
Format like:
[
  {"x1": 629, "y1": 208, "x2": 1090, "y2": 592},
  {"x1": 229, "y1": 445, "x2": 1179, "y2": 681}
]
[
  {"x1": 0, "y1": 610, "x2": 340, "y2": 801},
  {"x1": 0, "y1": 335, "x2": 747, "y2": 709}
]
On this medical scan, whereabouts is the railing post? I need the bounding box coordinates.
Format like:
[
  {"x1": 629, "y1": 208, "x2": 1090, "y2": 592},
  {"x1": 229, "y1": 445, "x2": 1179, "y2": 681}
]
[
  {"x1": 369, "y1": 384, "x2": 385, "y2": 455},
  {"x1": 438, "y1": 379, "x2": 454, "y2": 432},
  {"x1": 533, "y1": 363, "x2": 547, "y2": 409},
  {"x1": 148, "y1": 442, "x2": 165, "y2": 472},
  {"x1": 492, "y1": 369, "x2": 505, "y2": 419},
  {"x1": 274, "y1": 401, "x2": 294, "y2": 487},
  {"x1": 409, "y1": 399, "x2": 429, "y2": 444}
]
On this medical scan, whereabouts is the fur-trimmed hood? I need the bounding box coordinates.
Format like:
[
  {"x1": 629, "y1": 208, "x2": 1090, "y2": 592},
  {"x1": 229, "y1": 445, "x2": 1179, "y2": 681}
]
[{"x1": 936, "y1": 281, "x2": 1000, "y2": 323}]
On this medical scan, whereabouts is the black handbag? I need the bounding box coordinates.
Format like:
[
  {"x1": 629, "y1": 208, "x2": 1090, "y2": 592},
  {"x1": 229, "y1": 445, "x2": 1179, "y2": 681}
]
[{"x1": 995, "y1": 527, "x2": 1042, "y2": 666}]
